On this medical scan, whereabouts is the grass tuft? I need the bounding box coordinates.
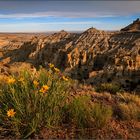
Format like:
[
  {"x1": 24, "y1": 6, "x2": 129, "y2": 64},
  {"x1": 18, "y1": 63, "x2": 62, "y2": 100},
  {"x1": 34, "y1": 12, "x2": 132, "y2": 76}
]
[
  {"x1": 95, "y1": 83, "x2": 121, "y2": 94},
  {"x1": 91, "y1": 103, "x2": 113, "y2": 128}
]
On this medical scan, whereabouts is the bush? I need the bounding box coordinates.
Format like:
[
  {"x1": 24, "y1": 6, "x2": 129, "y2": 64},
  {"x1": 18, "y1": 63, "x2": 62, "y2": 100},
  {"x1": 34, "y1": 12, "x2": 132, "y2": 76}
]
[
  {"x1": 91, "y1": 103, "x2": 113, "y2": 128},
  {"x1": 95, "y1": 83, "x2": 121, "y2": 94},
  {"x1": 66, "y1": 96, "x2": 113, "y2": 128},
  {"x1": 66, "y1": 95, "x2": 93, "y2": 128},
  {"x1": 0, "y1": 65, "x2": 71, "y2": 138}
]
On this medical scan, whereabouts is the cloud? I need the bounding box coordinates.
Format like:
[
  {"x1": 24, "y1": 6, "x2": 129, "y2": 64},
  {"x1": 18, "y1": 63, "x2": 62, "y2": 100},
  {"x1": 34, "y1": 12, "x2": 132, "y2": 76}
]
[
  {"x1": 0, "y1": 1, "x2": 140, "y2": 19},
  {"x1": 0, "y1": 11, "x2": 116, "y2": 19},
  {"x1": 0, "y1": 21, "x2": 101, "y2": 26},
  {"x1": 0, "y1": 1, "x2": 139, "y2": 32}
]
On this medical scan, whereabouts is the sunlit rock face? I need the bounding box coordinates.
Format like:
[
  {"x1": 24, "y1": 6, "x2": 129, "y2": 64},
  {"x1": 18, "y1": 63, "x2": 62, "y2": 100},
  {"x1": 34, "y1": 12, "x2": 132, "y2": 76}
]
[{"x1": 0, "y1": 20, "x2": 140, "y2": 91}]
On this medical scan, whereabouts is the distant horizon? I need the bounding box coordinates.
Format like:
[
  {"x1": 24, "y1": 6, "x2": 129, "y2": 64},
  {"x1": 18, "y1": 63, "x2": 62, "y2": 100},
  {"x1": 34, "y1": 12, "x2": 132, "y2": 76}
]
[
  {"x1": 0, "y1": 0, "x2": 139, "y2": 32},
  {"x1": 0, "y1": 29, "x2": 119, "y2": 33}
]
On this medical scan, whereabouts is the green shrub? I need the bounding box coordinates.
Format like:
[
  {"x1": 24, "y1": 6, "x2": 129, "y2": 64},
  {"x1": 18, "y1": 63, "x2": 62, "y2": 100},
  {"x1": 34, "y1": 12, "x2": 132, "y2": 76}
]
[
  {"x1": 95, "y1": 83, "x2": 121, "y2": 94},
  {"x1": 0, "y1": 66, "x2": 71, "y2": 138},
  {"x1": 91, "y1": 103, "x2": 113, "y2": 128},
  {"x1": 66, "y1": 95, "x2": 93, "y2": 128},
  {"x1": 66, "y1": 96, "x2": 113, "y2": 128}
]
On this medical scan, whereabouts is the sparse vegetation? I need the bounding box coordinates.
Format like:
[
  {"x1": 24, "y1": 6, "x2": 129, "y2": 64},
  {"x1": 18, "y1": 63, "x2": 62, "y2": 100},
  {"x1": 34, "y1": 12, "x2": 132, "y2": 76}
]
[
  {"x1": 65, "y1": 95, "x2": 113, "y2": 128},
  {"x1": 119, "y1": 103, "x2": 140, "y2": 120},
  {"x1": 117, "y1": 93, "x2": 140, "y2": 106},
  {"x1": 91, "y1": 103, "x2": 113, "y2": 128},
  {"x1": 116, "y1": 93, "x2": 140, "y2": 120},
  {"x1": 95, "y1": 83, "x2": 121, "y2": 94},
  {"x1": 66, "y1": 95, "x2": 92, "y2": 128}
]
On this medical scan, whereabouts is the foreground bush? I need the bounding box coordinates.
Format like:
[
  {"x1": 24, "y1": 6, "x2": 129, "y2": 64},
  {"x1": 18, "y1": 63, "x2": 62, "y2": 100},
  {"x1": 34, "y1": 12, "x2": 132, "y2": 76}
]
[
  {"x1": 66, "y1": 95, "x2": 92, "y2": 128},
  {"x1": 0, "y1": 65, "x2": 71, "y2": 138}
]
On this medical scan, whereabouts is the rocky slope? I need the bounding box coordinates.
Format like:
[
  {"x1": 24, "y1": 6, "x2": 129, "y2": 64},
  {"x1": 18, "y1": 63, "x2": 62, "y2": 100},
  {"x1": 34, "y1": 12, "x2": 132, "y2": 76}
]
[
  {"x1": 121, "y1": 18, "x2": 140, "y2": 32},
  {"x1": 0, "y1": 20, "x2": 140, "y2": 91}
]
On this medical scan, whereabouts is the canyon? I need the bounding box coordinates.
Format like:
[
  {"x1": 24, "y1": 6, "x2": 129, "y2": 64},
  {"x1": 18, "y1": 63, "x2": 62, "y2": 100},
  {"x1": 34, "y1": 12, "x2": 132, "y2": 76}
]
[{"x1": 0, "y1": 19, "x2": 140, "y2": 91}]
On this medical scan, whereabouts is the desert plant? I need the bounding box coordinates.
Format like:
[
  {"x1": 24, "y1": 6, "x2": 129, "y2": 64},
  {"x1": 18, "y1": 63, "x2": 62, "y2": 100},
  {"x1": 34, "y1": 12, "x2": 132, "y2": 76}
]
[
  {"x1": 66, "y1": 95, "x2": 93, "y2": 128},
  {"x1": 91, "y1": 103, "x2": 113, "y2": 128},
  {"x1": 118, "y1": 102, "x2": 140, "y2": 120},
  {"x1": 117, "y1": 93, "x2": 140, "y2": 107},
  {"x1": 0, "y1": 65, "x2": 71, "y2": 138},
  {"x1": 95, "y1": 83, "x2": 121, "y2": 94},
  {"x1": 66, "y1": 96, "x2": 113, "y2": 128}
]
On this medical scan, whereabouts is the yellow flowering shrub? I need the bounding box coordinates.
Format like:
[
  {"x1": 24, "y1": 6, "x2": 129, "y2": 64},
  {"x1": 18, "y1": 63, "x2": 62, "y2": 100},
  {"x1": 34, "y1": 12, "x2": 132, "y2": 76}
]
[{"x1": 0, "y1": 66, "x2": 71, "y2": 138}]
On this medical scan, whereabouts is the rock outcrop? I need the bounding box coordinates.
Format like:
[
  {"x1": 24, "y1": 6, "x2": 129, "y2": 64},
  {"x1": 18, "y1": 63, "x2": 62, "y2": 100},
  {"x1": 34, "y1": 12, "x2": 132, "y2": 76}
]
[{"x1": 121, "y1": 18, "x2": 140, "y2": 32}]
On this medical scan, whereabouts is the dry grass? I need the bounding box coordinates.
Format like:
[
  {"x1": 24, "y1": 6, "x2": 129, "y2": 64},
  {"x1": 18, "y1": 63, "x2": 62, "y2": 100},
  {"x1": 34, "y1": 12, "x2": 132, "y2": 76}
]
[
  {"x1": 95, "y1": 83, "x2": 121, "y2": 94},
  {"x1": 118, "y1": 103, "x2": 140, "y2": 120}
]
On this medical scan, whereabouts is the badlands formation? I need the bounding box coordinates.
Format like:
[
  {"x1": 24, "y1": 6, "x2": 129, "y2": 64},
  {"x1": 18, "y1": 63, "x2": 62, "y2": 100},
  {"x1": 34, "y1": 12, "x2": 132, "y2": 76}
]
[{"x1": 0, "y1": 19, "x2": 140, "y2": 91}]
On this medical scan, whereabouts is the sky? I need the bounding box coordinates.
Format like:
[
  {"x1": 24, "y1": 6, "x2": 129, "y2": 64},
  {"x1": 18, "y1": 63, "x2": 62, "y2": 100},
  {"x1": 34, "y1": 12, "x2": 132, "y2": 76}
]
[{"x1": 0, "y1": 0, "x2": 140, "y2": 32}]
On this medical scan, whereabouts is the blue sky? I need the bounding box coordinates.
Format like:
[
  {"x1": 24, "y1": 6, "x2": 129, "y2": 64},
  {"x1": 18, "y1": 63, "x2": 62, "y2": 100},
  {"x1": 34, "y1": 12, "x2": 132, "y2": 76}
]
[{"x1": 0, "y1": 0, "x2": 140, "y2": 32}]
